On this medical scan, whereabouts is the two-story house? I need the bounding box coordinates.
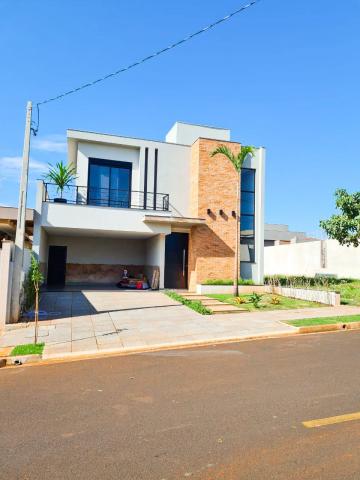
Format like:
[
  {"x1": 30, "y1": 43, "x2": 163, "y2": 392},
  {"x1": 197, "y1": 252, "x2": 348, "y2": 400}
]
[{"x1": 33, "y1": 121, "x2": 265, "y2": 291}]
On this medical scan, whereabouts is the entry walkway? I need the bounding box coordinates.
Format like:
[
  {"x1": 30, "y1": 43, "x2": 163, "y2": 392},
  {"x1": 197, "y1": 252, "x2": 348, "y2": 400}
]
[{"x1": 1, "y1": 290, "x2": 360, "y2": 360}]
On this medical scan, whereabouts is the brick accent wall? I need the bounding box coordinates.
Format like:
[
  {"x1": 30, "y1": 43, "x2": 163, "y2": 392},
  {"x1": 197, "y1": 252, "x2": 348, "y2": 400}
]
[{"x1": 188, "y1": 138, "x2": 241, "y2": 291}]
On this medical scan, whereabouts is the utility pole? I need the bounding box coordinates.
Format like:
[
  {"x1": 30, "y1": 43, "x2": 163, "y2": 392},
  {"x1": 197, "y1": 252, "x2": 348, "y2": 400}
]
[{"x1": 11, "y1": 101, "x2": 32, "y2": 322}]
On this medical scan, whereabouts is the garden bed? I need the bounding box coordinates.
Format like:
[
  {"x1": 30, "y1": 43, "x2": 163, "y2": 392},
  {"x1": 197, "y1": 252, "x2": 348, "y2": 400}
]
[{"x1": 206, "y1": 293, "x2": 325, "y2": 312}]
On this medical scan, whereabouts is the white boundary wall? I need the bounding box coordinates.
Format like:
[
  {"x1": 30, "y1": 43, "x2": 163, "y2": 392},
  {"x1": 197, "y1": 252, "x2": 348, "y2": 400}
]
[
  {"x1": 197, "y1": 284, "x2": 340, "y2": 306},
  {"x1": 264, "y1": 240, "x2": 360, "y2": 279}
]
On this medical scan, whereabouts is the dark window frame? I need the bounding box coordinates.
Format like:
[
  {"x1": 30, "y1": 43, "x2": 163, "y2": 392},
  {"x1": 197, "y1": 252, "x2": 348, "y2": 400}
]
[
  {"x1": 87, "y1": 158, "x2": 133, "y2": 208},
  {"x1": 240, "y1": 168, "x2": 256, "y2": 264}
]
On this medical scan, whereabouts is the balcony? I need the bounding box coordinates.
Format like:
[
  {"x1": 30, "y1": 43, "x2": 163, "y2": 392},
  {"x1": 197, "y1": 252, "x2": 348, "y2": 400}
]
[{"x1": 43, "y1": 182, "x2": 170, "y2": 212}]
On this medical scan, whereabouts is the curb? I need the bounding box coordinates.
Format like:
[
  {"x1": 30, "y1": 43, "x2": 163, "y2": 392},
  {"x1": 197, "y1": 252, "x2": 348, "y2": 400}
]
[
  {"x1": 297, "y1": 321, "x2": 360, "y2": 334},
  {"x1": 0, "y1": 354, "x2": 42, "y2": 368},
  {"x1": 2, "y1": 322, "x2": 360, "y2": 369},
  {"x1": 0, "y1": 330, "x2": 296, "y2": 369}
]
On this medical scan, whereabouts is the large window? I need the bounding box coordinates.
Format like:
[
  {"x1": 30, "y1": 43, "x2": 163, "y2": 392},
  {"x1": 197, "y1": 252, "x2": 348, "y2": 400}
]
[
  {"x1": 88, "y1": 159, "x2": 132, "y2": 207},
  {"x1": 240, "y1": 168, "x2": 255, "y2": 263}
]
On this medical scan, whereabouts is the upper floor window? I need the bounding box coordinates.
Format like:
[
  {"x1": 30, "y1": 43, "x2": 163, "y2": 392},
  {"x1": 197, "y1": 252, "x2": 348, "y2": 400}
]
[
  {"x1": 88, "y1": 158, "x2": 132, "y2": 208},
  {"x1": 240, "y1": 168, "x2": 255, "y2": 263}
]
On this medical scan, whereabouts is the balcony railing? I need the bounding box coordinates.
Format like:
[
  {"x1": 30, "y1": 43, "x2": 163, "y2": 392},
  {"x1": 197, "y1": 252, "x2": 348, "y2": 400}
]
[{"x1": 43, "y1": 183, "x2": 170, "y2": 211}]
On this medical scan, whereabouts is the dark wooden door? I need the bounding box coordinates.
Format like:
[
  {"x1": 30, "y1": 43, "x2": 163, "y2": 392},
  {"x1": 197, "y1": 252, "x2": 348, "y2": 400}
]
[
  {"x1": 47, "y1": 246, "x2": 67, "y2": 286},
  {"x1": 164, "y1": 233, "x2": 188, "y2": 289}
]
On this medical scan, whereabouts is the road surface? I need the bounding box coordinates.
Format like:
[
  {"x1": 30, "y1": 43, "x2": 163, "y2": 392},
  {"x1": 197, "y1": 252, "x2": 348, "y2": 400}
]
[{"x1": 1, "y1": 331, "x2": 360, "y2": 479}]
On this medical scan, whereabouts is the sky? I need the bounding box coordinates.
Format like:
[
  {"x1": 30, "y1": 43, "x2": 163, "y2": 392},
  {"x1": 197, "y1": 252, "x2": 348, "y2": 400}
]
[{"x1": 1, "y1": 0, "x2": 359, "y2": 237}]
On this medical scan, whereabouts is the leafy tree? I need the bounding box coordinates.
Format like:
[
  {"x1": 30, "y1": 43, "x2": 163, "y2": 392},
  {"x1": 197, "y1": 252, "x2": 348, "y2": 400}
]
[
  {"x1": 43, "y1": 161, "x2": 77, "y2": 198},
  {"x1": 30, "y1": 254, "x2": 44, "y2": 344},
  {"x1": 320, "y1": 189, "x2": 360, "y2": 247},
  {"x1": 210, "y1": 145, "x2": 255, "y2": 296}
]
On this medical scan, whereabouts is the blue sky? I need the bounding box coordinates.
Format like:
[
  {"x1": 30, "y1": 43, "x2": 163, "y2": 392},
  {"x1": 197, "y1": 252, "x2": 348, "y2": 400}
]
[{"x1": 1, "y1": 0, "x2": 359, "y2": 237}]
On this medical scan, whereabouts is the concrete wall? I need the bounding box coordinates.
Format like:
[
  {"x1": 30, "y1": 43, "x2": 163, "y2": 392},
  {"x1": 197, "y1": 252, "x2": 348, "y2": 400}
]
[
  {"x1": 40, "y1": 202, "x2": 172, "y2": 236},
  {"x1": 165, "y1": 122, "x2": 230, "y2": 146},
  {"x1": 145, "y1": 234, "x2": 166, "y2": 288},
  {"x1": 76, "y1": 142, "x2": 140, "y2": 202},
  {"x1": 264, "y1": 239, "x2": 360, "y2": 279},
  {"x1": 47, "y1": 234, "x2": 146, "y2": 265},
  {"x1": 0, "y1": 241, "x2": 13, "y2": 329},
  {"x1": 68, "y1": 130, "x2": 192, "y2": 218}
]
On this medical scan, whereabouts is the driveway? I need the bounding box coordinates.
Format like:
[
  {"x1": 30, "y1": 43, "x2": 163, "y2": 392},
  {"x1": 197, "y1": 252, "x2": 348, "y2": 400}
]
[{"x1": 2, "y1": 289, "x2": 359, "y2": 360}]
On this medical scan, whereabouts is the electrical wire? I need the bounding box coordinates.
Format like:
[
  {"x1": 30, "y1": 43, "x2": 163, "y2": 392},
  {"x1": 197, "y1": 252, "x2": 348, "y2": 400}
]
[{"x1": 32, "y1": 0, "x2": 259, "y2": 134}]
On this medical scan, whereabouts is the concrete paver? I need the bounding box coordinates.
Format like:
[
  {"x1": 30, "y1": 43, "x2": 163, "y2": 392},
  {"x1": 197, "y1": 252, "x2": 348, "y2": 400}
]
[{"x1": 1, "y1": 289, "x2": 360, "y2": 359}]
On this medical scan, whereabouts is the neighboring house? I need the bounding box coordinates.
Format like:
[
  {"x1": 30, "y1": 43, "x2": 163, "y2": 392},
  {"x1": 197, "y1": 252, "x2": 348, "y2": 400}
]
[
  {"x1": 264, "y1": 223, "x2": 318, "y2": 247},
  {"x1": 33, "y1": 122, "x2": 265, "y2": 290},
  {"x1": 0, "y1": 206, "x2": 33, "y2": 248}
]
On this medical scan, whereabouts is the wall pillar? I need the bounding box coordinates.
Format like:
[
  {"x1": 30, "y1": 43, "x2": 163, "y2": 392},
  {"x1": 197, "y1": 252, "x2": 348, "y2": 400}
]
[{"x1": 0, "y1": 240, "x2": 14, "y2": 331}]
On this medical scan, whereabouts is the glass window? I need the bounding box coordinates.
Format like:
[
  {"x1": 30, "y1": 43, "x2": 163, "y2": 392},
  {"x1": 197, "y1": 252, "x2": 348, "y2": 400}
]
[
  {"x1": 241, "y1": 192, "x2": 255, "y2": 215},
  {"x1": 240, "y1": 215, "x2": 254, "y2": 237},
  {"x1": 88, "y1": 159, "x2": 131, "y2": 208},
  {"x1": 240, "y1": 168, "x2": 255, "y2": 263},
  {"x1": 241, "y1": 168, "x2": 255, "y2": 192},
  {"x1": 240, "y1": 238, "x2": 255, "y2": 263}
]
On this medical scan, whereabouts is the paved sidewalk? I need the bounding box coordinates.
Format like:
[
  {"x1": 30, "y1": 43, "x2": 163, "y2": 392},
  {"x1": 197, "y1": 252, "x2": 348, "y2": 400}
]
[{"x1": 1, "y1": 290, "x2": 360, "y2": 360}]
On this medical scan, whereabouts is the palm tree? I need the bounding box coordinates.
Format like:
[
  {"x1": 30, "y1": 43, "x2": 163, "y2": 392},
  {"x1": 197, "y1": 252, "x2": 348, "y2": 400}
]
[
  {"x1": 44, "y1": 161, "x2": 77, "y2": 200},
  {"x1": 210, "y1": 144, "x2": 255, "y2": 296}
]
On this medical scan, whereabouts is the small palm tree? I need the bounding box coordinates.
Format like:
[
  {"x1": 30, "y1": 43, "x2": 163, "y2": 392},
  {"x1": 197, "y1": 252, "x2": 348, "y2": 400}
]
[
  {"x1": 210, "y1": 144, "x2": 255, "y2": 296},
  {"x1": 44, "y1": 161, "x2": 77, "y2": 199}
]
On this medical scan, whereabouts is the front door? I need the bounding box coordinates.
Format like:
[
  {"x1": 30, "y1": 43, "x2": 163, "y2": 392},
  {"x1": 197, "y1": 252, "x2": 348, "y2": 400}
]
[
  {"x1": 47, "y1": 246, "x2": 67, "y2": 286},
  {"x1": 164, "y1": 233, "x2": 188, "y2": 289}
]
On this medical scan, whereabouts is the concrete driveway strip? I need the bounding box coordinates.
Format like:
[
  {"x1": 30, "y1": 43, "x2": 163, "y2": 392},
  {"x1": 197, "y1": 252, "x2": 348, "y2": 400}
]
[{"x1": 1, "y1": 331, "x2": 360, "y2": 479}]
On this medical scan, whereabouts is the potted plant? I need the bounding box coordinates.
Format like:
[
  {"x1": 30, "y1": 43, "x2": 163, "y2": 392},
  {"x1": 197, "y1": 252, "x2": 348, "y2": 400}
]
[{"x1": 44, "y1": 161, "x2": 77, "y2": 203}]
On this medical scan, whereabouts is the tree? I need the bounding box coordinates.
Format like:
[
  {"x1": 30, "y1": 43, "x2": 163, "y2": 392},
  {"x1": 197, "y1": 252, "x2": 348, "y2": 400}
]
[
  {"x1": 210, "y1": 144, "x2": 255, "y2": 296},
  {"x1": 320, "y1": 189, "x2": 360, "y2": 247},
  {"x1": 30, "y1": 254, "x2": 44, "y2": 344},
  {"x1": 44, "y1": 161, "x2": 77, "y2": 198}
]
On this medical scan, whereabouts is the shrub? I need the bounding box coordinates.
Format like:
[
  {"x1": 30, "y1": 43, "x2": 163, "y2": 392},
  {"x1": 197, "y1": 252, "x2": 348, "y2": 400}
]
[
  {"x1": 233, "y1": 296, "x2": 247, "y2": 305},
  {"x1": 22, "y1": 260, "x2": 36, "y2": 312},
  {"x1": 249, "y1": 292, "x2": 263, "y2": 308},
  {"x1": 165, "y1": 290, "x2": 212, "y2": 315},
  {"x1": 264, "y1": 275, "x2": 354, "y2": 288},
  {"x1": 270, "y1": 296, "x2": 281, "y2": 305},
  {"x1": 203, "y1": 278, "x2": 255, "y2": 286}
]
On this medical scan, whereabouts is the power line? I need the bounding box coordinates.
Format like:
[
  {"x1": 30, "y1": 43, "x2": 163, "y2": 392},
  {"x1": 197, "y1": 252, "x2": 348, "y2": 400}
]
[{"x1": 32, "y1": 0, "x2": 259, "y2": 133}]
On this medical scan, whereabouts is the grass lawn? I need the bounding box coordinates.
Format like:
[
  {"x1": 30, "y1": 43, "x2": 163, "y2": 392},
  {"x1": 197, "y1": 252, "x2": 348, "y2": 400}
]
[
  {"x1": 10, "y1": 343, "x2": 45, "y2": 356},
  {"x1": 165, "y1": 290, "x2": 212, "y2": 315},
  {"x1": 207, "y1": 293, "x2": 325, "y2": 312},
  {"x1": 288, "y1": 315, "x2": 360, "y2": 327},
  {"x1": 332, "y1": 281, "x2": 360, "y2": 306}
]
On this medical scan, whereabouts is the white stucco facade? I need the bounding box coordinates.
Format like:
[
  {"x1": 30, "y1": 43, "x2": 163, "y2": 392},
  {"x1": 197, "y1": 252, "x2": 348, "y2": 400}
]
[{"x1": 33, "y1": 122, "x2": 266, "y2": 288}]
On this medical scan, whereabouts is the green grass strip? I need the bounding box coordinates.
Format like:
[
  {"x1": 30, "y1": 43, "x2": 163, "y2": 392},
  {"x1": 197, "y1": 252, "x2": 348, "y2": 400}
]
[
  {"x1": 288, "y1": 315, "x2": 360, "y2": 327},
  {"x1": 11, "y1": 343, "x2": 45, "y2": 356},
  {"x1": 165, "y1": 290, "x2": 212, "y2": 315}
]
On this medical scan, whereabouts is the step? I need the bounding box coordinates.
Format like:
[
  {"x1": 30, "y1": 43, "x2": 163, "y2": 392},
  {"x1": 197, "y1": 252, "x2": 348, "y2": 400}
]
[
  {"x1": 182, "y1": 295, "x2": 210, "y2": 301},
  {"x1": 210, "y1": 305, "x2": 247, "y2": 314},
  {"x1": 198, "y1": 300, "x2": 224, "y2": 306}
]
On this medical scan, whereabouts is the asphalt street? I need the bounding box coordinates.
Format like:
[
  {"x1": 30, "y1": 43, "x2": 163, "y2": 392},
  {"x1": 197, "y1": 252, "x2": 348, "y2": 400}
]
[{"x1": 1, "y1": 331, "x2": 360, "y2": 479}]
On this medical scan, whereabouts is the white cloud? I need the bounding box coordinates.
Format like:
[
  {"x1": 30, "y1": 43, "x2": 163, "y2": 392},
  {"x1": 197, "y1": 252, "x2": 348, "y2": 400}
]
[
  {"x1": 0, "y1": 156, "x2": 48, "y2": 180},
  {"x1": 33, "y1": 134, "x2": 67, "y2": 153}
]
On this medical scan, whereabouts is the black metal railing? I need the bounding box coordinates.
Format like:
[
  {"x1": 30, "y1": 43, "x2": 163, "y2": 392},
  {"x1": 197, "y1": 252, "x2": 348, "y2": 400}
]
[{"x1": 43, "y1": 183, "x2": 170, "y2": 211}]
